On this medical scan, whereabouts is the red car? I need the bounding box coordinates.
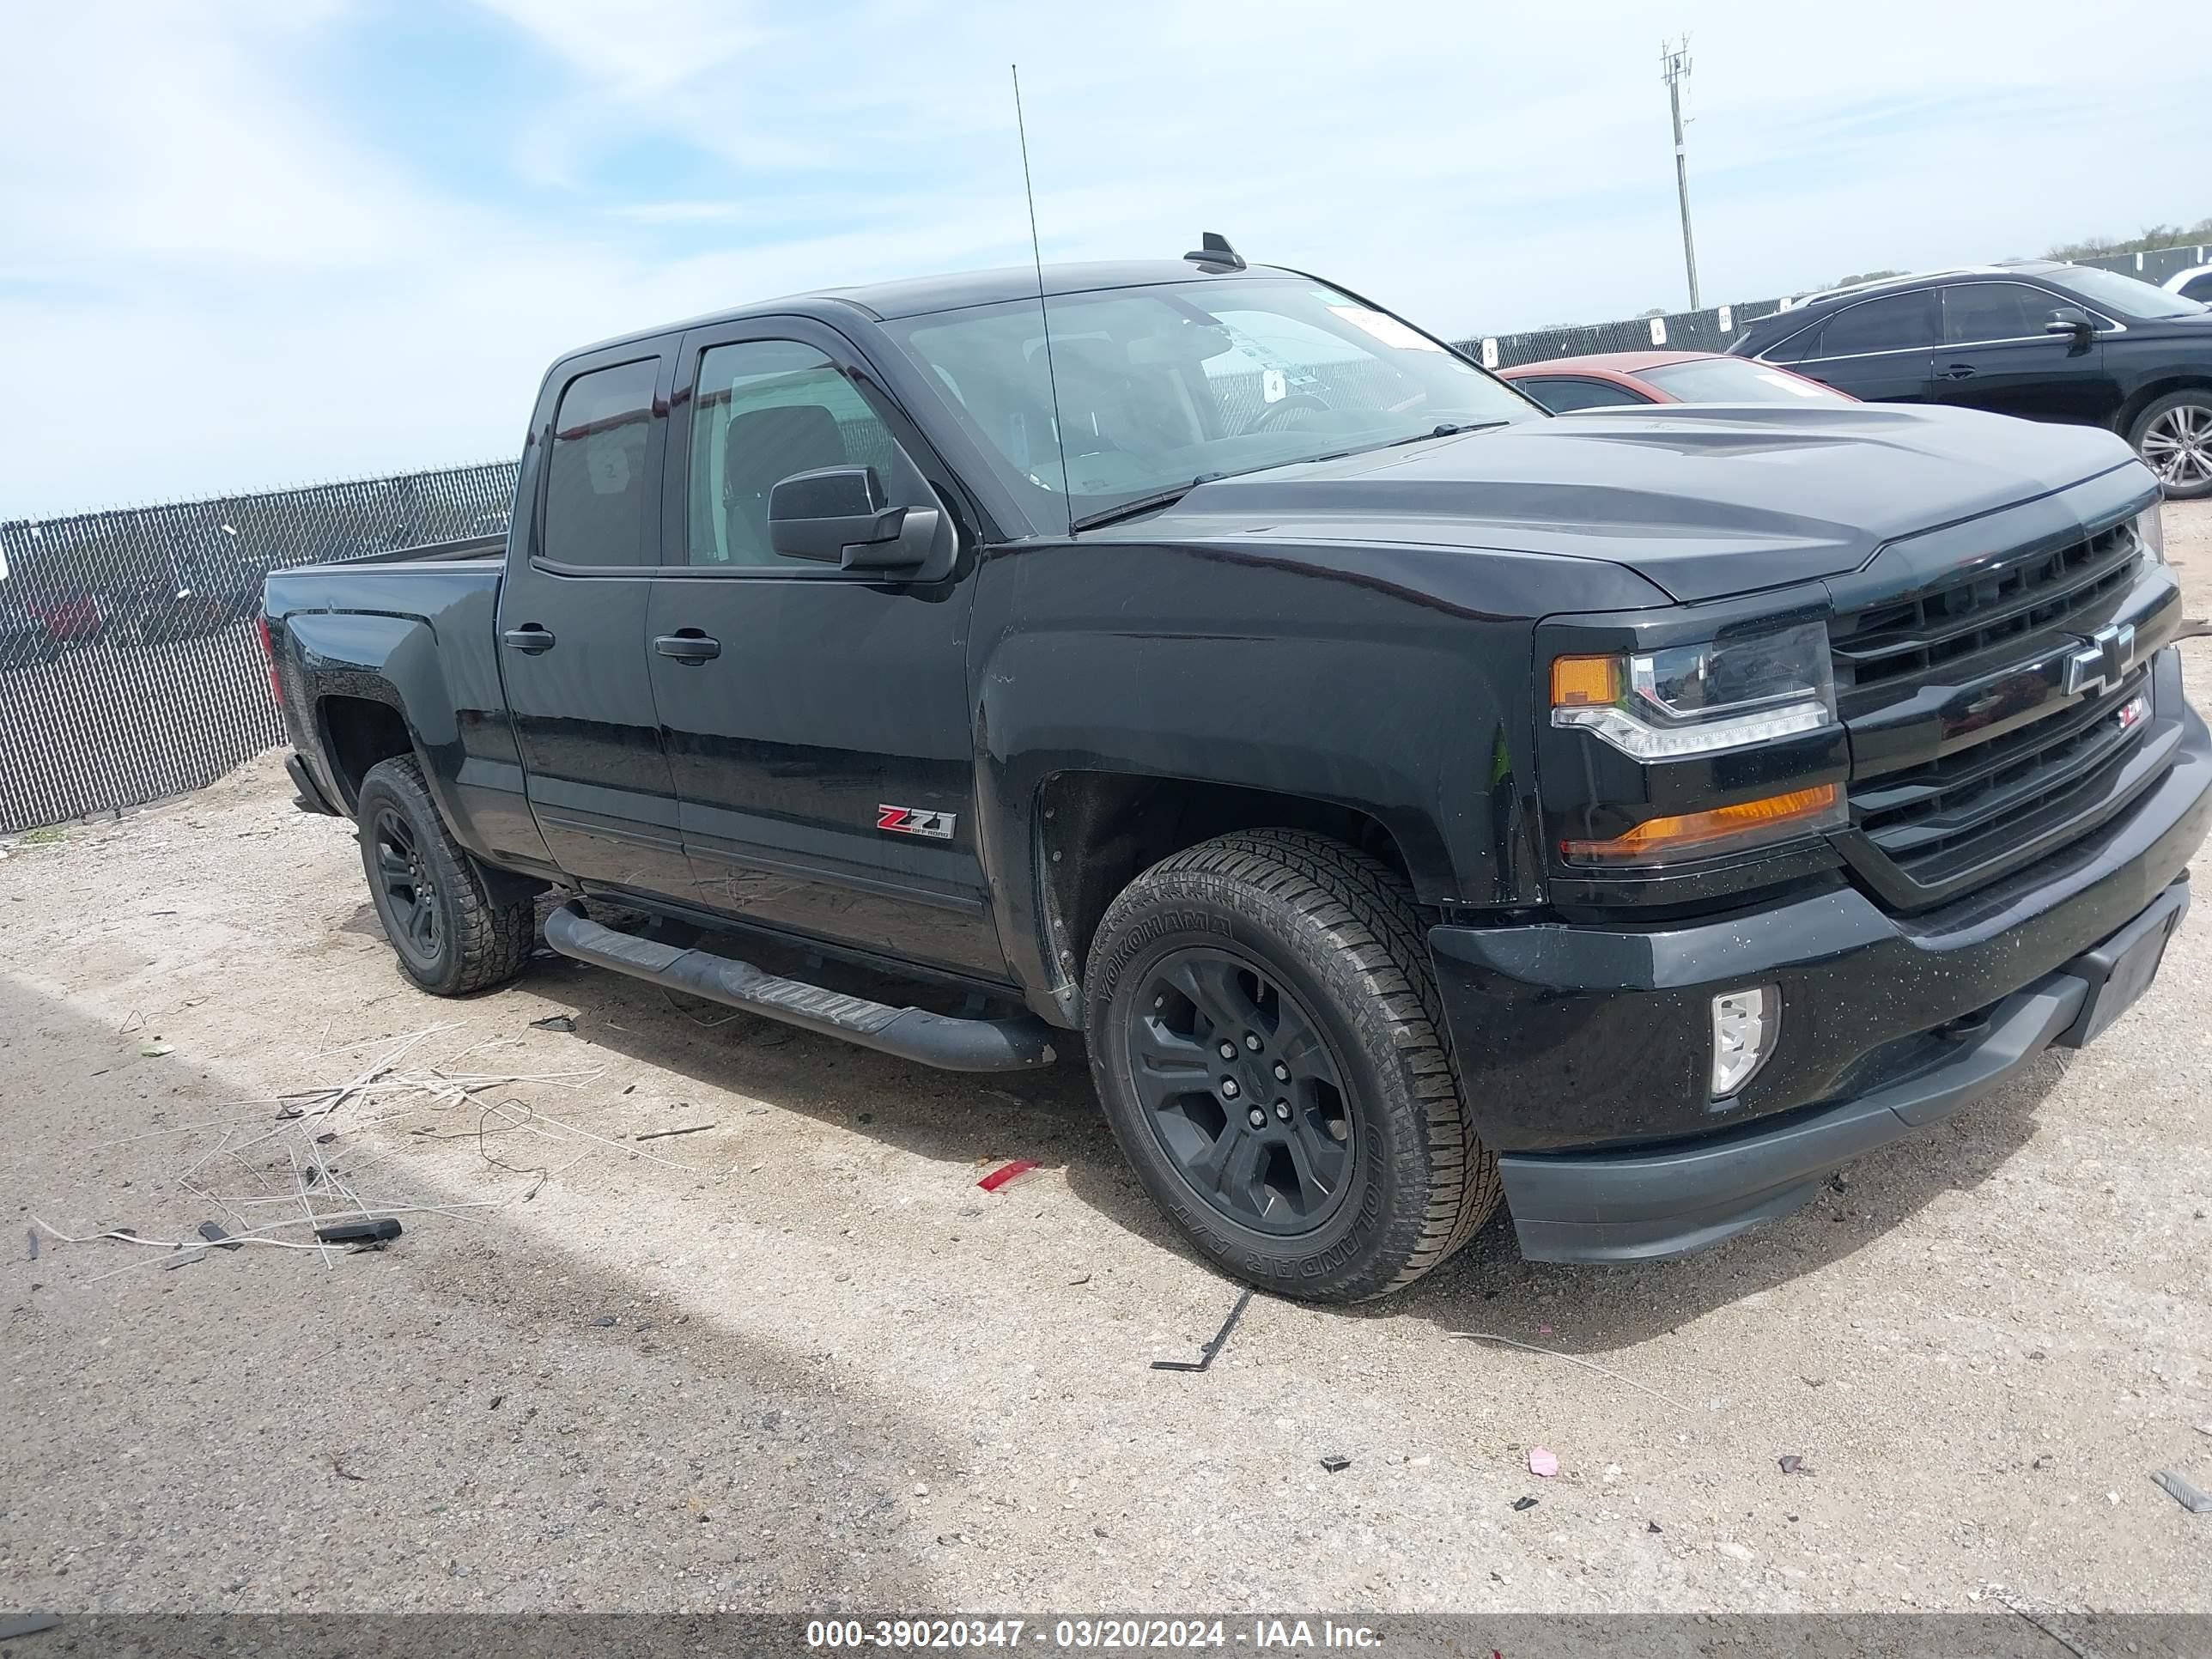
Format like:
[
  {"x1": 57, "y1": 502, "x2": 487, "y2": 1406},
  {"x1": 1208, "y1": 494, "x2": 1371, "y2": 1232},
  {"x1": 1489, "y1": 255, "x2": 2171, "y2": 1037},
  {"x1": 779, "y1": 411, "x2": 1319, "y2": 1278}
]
[
  {"x1": 31, "y1": 587, "x2": 103, "y2": 645},
  {"x1": 1498, "y1": 349, "x2": 1855, "y2": 413}
]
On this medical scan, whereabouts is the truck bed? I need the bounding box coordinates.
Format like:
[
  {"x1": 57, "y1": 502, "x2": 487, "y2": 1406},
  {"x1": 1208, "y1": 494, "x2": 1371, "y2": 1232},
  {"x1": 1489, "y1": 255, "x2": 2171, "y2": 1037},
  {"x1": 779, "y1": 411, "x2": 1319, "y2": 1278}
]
[{"x1": 272, "y1": 532, "x2": 507, "y2": 579}]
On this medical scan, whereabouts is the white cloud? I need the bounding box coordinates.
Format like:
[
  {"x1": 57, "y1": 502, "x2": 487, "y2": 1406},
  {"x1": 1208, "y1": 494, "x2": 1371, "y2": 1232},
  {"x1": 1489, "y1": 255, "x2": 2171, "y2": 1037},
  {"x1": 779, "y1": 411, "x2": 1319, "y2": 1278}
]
[{"x1": 2, "y1": 0, "x2": 2209, "y2": 516}]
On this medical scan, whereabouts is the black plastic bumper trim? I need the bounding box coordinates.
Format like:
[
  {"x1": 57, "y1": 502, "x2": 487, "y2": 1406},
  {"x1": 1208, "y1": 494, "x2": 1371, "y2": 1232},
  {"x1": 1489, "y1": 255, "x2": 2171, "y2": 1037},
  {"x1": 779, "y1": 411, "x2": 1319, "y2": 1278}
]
[
  {"x1": 1497, "y1": 974, "x2": 2086, "y2": 1262},
  {"x1": 1495, "y1": 878, "x2": 2188, "y2": 1263},
  {"x1": 541, "y1": 902, "x2": 1058, "y2": 1073}
]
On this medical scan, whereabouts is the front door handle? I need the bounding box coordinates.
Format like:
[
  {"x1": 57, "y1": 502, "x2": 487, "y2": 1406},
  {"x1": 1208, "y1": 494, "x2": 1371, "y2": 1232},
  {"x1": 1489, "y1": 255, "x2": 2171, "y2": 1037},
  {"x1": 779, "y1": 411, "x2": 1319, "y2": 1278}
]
[
  {"x1": 501, "y1": 625, "x2": 556, "y2": 653},
  {"x1": 1939, "y1": 363, "x2": 1979, "y2": 380},
  {"x1": 654, "y1": 630, "x2": 721, "y2": 664}
]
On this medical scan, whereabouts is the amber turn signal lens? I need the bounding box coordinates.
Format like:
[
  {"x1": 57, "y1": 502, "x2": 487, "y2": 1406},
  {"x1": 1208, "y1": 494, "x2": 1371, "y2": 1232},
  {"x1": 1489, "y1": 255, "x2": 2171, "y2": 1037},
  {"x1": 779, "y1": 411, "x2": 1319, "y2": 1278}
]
[
  {"x1": 1561, "y1": 784, "x2": 1840, "y2": 864},
  {"x1": 1550, "y1": 654, "x2": 1622, "y2": 708}
]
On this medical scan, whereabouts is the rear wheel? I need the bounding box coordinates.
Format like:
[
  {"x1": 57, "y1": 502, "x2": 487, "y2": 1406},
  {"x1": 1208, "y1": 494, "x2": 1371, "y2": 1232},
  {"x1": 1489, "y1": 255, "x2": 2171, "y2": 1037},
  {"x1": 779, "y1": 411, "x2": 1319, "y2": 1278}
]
[
  {"x1": 2130, "y1": 391, "x2": 2212, "y2": 500},
  {"x1": 1084, "y1": 830, "x2": 1499, "y2": 1302},
  {"x1": 356, "y1": 756, "x2": 534, "y2": 996}
]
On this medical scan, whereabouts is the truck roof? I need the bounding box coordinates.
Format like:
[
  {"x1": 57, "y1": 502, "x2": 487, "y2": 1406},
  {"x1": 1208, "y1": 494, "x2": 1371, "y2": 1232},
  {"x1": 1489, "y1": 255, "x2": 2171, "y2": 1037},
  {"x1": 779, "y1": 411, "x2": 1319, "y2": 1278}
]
[{"x1": 568, "y1": 259, "x2": 1285, "y2": 362}]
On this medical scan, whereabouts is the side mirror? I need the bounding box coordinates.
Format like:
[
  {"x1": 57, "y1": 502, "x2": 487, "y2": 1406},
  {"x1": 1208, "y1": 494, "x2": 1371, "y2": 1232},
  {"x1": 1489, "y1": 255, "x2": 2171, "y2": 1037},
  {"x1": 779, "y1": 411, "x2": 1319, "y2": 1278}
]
[
  {"x1": 2044, "y1": 306, "x2": 2095, "y2": 344},
  {"x1": 767, "y1": 465, "x2": 939, "y2": 570}
]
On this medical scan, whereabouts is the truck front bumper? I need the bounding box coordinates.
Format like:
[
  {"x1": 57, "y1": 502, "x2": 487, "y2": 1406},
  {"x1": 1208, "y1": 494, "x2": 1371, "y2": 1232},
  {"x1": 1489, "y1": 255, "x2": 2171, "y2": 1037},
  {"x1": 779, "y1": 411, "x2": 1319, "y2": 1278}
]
[{"x1": 1429, "y1": 690, "x2": 2212, "y2": 1265}]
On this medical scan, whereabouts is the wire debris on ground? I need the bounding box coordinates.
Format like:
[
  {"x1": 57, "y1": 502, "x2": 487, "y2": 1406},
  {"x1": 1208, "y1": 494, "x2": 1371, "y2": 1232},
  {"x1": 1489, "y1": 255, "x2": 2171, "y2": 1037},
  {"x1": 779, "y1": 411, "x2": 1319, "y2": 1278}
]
[
  {"x1": 26, "y1": 1022, "x2": 729, "y2": 1282},
  {"x1": 1451, "y1": 1330, "x2": 1693, "y2": 1412},
  {"x1": 1151, "y1": 1287, "x2": 1255, "y2": 1374}
]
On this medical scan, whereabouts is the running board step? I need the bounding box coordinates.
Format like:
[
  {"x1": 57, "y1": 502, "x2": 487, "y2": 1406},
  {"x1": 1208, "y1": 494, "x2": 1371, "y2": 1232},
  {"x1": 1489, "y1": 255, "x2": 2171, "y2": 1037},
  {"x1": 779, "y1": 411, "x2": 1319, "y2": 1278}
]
[{"x1": 541, "y1": 902, "x2": 1058, "y2": 1073}]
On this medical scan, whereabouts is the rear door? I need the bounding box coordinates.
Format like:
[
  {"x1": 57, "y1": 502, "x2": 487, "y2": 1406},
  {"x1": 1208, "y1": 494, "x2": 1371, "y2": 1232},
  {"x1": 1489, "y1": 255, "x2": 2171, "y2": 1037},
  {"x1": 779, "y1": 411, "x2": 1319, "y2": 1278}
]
[
  {"x1": 496, "y1": 344, "x2": 694, "y2": 893},
  {"x1": 1788, "y1": 289, "x2": 1941, "y2": 404},
  {"x1": 643, "y1": 316, "x2": 1008, "y2": 981},
  {"x1": 1934, "y1": 280, "x2": 2114, "y2": 426}
]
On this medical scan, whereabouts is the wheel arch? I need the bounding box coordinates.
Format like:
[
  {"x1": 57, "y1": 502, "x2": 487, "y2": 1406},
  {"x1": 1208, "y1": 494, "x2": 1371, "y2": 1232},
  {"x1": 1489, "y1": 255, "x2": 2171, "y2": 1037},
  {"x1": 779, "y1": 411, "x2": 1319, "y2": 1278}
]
[
  {"x1": 2118, "y1": 374, "x2": 2212, "y2": 438},
  {"x1": 1035, "y1": 769, "x2": 1427, "y2": 1002},
  {"x1": 319, "y1": 693, "x2": 419, "y2": 813}
]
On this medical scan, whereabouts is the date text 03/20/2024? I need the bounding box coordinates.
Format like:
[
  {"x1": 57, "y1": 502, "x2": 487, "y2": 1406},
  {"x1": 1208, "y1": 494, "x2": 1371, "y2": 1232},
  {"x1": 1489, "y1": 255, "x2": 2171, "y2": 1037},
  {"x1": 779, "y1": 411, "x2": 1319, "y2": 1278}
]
[{"x1": 803, "y1": 1619, "x2": 1384, "y2": 1650}]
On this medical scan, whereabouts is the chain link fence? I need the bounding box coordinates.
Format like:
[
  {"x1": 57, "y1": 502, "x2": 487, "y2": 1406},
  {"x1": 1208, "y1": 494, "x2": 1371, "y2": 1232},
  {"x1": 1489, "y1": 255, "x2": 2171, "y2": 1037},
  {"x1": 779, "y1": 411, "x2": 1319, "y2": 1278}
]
[
  {"x1": 3, "y1": 242, "x2": 2207, "y2": 836},
  {"x1": 0, "y1": 464, "x2": 517, "y2": 832}
]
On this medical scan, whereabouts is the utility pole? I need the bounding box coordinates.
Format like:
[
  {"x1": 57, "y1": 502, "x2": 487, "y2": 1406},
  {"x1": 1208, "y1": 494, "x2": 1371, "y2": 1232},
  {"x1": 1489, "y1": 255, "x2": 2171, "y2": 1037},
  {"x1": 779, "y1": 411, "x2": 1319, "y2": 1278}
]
[{"x1": 1661, "y1": 36, "x2": 1700, "y2": 310}]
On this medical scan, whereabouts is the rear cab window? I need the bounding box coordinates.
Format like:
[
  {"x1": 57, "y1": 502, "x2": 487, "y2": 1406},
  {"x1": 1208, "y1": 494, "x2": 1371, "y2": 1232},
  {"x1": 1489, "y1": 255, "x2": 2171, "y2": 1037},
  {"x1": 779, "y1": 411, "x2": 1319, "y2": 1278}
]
[{"x1": 541, "y1": 357, "x2": 663, "y2": 568}]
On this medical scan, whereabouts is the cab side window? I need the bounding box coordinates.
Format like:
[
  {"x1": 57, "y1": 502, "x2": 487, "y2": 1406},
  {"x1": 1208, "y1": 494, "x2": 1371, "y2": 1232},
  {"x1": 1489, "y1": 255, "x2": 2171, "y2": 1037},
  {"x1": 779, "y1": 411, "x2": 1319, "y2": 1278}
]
[
  {"x1": 1817, "y1": 291, "x2": 1941, "y2": 357},
  {"x1": 542, "y1": 358, "x2": 661, "y2": 568},
  {"x1": 687, "y1": 341, "x2": 911, "y2": 568},
  {"x1": 1942, "y1": 283, "x2": 2050, "y2": 345}
]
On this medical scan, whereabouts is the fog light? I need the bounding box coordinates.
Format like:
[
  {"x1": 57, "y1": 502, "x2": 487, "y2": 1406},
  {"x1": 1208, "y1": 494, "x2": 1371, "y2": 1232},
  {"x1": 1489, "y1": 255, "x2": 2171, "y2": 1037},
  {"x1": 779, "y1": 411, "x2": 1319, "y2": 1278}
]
[{"x1": 1711, "y1": 987, "x2": 1778, "y2": 1097}]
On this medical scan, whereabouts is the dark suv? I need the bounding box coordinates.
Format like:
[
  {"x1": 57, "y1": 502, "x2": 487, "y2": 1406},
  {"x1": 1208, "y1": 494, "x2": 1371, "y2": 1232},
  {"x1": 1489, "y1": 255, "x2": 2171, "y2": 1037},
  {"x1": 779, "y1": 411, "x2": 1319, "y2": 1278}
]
[{"x1": 1729, "y1": 263, "x2": 2212, "y2": 499}]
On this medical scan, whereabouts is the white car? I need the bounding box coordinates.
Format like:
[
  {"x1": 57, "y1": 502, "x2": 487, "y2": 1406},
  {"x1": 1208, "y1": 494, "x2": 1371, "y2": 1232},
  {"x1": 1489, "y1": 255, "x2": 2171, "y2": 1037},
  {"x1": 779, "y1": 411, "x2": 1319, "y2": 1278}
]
[{"x1": 2164, "y1": 264, "x2": 2212, "y2": 303}]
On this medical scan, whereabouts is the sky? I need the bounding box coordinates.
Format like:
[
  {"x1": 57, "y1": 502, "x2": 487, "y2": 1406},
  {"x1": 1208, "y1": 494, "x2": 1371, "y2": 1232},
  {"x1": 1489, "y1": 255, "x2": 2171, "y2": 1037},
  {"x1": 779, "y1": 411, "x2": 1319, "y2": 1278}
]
[{"x1": 3, "y1": 0, "x2": 2208, "y2": 519}]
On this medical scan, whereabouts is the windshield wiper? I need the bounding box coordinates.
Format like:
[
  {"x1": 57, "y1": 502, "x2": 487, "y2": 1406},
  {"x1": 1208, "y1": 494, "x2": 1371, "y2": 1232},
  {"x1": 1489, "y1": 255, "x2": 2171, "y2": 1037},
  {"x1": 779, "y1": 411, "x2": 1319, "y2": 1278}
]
[
  {"x1": 1380, "y1": 420, "x2": 1511, "y2": 448},
  {"x1": 1067, "y1": 474, "x2": 1223, "y2": 535}
]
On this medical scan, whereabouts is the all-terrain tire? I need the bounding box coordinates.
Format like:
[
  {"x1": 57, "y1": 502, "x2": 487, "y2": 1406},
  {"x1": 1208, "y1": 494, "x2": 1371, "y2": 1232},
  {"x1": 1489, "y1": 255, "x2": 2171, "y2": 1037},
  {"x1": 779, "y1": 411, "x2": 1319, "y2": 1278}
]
[
  {"x1": 356, "y1": 756, "x2": 534, "y2": 996},
  {"x1": 1084, "y1": 829, "x2": 1500, "y2": 1302}
]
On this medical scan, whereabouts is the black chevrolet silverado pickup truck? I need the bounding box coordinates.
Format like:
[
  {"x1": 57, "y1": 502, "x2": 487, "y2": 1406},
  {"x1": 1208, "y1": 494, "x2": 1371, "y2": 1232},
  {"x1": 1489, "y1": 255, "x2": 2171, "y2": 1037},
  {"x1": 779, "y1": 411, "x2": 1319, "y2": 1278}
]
[{"x1": 265, "y1": 247, "x2": 2211, "y2": 1301}]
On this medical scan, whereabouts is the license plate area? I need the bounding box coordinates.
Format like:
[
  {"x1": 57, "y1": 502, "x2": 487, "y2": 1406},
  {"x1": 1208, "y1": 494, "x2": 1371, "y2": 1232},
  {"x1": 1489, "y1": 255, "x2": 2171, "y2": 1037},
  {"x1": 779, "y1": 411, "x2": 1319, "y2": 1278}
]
[{"x1": 2056, "y1": 881, "x2": 2189, "y2": 1049}]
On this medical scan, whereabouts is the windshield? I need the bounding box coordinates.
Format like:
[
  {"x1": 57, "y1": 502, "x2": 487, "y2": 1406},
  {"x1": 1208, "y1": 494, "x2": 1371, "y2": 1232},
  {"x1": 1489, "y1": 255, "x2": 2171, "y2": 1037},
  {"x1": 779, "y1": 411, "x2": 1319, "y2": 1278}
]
[
  {"x1": 883, "y1": 277, "x2": 1538, "y2": 528},
  {"x1": 2046, "y1": 264, "x2": 2207, "y2": 321},
  {"x1": 1638, "y1": 357, "x2": 1853, "y2": 404}
]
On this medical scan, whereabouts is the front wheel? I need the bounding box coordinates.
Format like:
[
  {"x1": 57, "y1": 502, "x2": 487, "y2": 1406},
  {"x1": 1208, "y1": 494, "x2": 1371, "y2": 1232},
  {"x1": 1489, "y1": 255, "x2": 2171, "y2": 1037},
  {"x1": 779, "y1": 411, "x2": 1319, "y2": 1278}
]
[
  {"x1": 2130, "y1": 391, "x2": 2212, "y2": 500},
  {"x1": 1084, "y1": 830, "x2": 1499, "y2": 1302},
  {"x1": 356, "y1": 756, "x2": 534, "y2": 996}
]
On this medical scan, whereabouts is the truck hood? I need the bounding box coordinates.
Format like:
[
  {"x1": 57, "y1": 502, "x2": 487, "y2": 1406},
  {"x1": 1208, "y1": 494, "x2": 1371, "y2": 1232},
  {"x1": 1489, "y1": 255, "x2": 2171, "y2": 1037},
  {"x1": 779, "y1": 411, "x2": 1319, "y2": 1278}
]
[{"x1": 1119, "y1": 402, "x2": 2145, "y2": 604}]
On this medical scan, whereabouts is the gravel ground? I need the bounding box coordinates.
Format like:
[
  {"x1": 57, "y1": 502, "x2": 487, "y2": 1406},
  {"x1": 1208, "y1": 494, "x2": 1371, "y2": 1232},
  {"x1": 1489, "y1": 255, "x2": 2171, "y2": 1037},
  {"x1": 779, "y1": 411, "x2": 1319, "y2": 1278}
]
[{"x1": 3, "y1": 501, "x2": 2209, "y2": 1618}]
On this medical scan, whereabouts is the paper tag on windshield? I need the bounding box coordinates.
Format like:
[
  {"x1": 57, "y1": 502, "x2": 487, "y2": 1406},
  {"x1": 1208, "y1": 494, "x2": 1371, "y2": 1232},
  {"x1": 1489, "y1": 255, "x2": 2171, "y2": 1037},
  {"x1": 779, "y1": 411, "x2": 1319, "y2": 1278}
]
[
  {"x1": 1328, "y1": 306, "x2": 1443, "y2": 352},
  {"x1": 1262, "y1": 368, "x2": 1287, "y2": 404}
]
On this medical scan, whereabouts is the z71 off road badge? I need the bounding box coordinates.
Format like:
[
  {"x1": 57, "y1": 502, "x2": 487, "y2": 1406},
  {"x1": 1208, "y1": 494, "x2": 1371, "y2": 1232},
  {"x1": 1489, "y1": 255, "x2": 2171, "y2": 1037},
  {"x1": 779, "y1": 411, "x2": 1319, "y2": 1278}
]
[{"x1": 877, "y1": 804, "x2": 955, "y2": 841}]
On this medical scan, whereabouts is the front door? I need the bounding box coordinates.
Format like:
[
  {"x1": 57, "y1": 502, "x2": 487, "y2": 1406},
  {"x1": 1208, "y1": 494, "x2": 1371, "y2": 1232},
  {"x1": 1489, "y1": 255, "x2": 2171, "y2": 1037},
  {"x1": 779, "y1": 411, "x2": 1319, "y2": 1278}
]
[
  {"x1": 1934, "y1": 281, "x2": 2115, "y2": 427},
  {"x1": 497, "y1": 346, "x2": 693, "y2": 893},
  {"x1": 643, "y1": 318, "x2": 1007, "y2": 981}
]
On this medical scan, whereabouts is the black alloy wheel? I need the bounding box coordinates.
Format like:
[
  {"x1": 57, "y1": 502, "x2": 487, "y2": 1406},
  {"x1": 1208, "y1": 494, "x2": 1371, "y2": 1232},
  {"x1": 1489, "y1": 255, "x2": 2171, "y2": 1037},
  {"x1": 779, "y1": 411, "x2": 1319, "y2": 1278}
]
[
  {"x1": 369, "y1": 805, "x2": 442, "y2": 966},
  {"x1": 1125, "y1": 946, "x2": 1354, "y2": 1236}
]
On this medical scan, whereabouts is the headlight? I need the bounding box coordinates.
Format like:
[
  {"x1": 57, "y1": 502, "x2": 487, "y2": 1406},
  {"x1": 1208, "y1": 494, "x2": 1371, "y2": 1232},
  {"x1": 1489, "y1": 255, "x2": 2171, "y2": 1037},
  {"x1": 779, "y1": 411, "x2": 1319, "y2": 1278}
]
[
  {"x1": 1550, "y1": 620, "x2": 1838, "y2": 760},
  {"x1": 2136, "y1": 504, "x2": 2166, "y2": 564}
]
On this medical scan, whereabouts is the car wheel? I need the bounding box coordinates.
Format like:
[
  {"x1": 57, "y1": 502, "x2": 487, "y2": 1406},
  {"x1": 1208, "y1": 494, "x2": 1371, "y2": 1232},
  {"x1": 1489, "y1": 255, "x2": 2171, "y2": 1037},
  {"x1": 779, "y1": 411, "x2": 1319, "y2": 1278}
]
[
  {"x1": 1084, "y1": 829, "x2": 1500, "y2": 1302},
  {"x1": 355, "y1": 755, "x2": 535, "y2": 996},
  {"x1": 2130, "y1": 391, "x2": 2212, "y2": 500}
]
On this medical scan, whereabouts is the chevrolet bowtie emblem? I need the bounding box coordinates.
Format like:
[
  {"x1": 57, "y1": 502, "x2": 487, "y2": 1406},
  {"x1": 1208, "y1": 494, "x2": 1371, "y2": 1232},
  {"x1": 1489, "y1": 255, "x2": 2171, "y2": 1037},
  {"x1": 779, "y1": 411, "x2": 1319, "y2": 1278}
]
[{"x1": 2063, "y1": 621, "x2": 2136, "y2": 698}]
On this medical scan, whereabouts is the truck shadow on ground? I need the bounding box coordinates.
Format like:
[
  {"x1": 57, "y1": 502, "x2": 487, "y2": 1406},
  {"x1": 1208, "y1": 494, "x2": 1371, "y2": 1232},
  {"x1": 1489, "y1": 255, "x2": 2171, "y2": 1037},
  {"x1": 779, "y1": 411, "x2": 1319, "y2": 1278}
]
[
  {"x1": 500, "y1": 924, "x2": 2063, "y2": 1360},
  {"x1": 0, "y1": 969, "x2": 959, "y2": 1613}
]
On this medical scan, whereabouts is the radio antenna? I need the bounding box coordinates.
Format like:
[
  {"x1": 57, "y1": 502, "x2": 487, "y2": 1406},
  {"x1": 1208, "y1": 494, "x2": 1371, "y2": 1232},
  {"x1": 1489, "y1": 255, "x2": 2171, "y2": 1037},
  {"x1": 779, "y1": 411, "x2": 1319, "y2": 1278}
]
[{"x1": 1011, "y1": 64, "x2": 1075, "y2": 537}]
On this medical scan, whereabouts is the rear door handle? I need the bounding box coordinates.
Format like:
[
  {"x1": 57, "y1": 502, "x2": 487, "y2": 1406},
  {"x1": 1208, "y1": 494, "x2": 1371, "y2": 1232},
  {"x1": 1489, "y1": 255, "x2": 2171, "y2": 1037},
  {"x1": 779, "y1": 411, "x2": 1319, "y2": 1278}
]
[
  {"x1": 501, "y1": 625, "x2": 556, "y2": 653},
  {"x1": 654, "y1": 630, "x2": 721, "y2": 664},
  {"x1": 1939, "y1": 363, "x2": 1979, "y2": 380}
]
